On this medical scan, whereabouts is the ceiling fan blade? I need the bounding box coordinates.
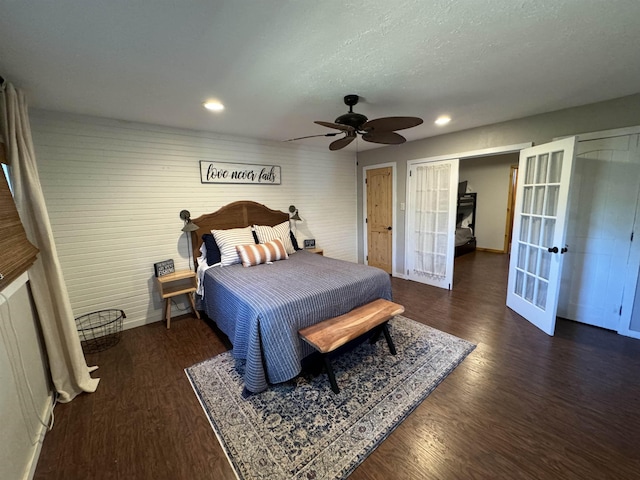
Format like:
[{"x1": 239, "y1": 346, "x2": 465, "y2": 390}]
[
  {"x1": 285, "y1": 132, "x2": 342, "y2": 142},
  {"x1": 329, "y1": 135, "x2": 356, "y2": 151},
  {"x1": 314, "y1": 121, "x2": 355, "y2": 132},
  {"x1": 362, "y1": 131, "x2": 406, "y2": 145},
  {"x1": 361, "y1": 116, "x2": 423, "y2": 132}
]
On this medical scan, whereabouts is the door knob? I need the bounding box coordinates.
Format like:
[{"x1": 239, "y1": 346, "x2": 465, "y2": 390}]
[
  {"x1": 387, "y1": 226, "x2": 392, "y2": 231},
  {"x1": 547, "y1": 246, "x2": 558, "y2": 253}
]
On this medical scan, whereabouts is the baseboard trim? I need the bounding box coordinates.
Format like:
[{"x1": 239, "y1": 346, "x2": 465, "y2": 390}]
[
  {"x1": 475, "y1": 247, "x2": 506, "y2": 254},
  {"x1": 123, "y1": 312, "x2": 199, "y2": 331}
]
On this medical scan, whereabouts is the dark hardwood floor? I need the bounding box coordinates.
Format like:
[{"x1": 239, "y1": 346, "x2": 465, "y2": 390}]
[{"x1": 34, "y1": 252, "x2": 640, "y2": 479}]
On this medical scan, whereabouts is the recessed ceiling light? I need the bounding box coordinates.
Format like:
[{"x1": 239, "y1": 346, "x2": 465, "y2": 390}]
[
  {"x1": 435, "y1": 115, "x2": 451, "y2": 126},
  {"x1": 203, "y1": 100, "x2": 225, "y2": 112}
]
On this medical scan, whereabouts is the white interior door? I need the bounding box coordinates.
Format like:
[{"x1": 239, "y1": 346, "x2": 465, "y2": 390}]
[
  {"x1": 406, "y1": 159, "x2": 459, "y2": 290},
  {"x1": 558, "y1": 134, "x2": 640, "y2": 330},
  {"x1": 506, "y1": 137, "x2": 577, "y2": 335}
]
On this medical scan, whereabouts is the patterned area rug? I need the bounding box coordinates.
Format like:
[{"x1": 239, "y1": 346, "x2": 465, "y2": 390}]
[{"x1": 185, "y1": 316, "x2": 475, "y2": 480}]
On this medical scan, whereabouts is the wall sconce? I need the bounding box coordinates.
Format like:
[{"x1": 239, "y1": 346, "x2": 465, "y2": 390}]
[
  {"x1": 289, "y1": 205, "x2": 302, "y2": 221},
  {"x1": 179, "y1": 210, "x2": 199, "y2": 269}
]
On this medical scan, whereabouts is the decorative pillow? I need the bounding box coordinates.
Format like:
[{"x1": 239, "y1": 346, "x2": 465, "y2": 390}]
[
  {"x1": 201, "y1": 234, "x2": 222, "y2": 265},
  {"x1": 254, "y1": 221, "x2": 296, "y2": 255},
  {"x1": 236, "y1": 239, "x2": 289, "y2": 267},
  {"x1": 212, "y1": 226, "x2": 255, "y2": 266}
]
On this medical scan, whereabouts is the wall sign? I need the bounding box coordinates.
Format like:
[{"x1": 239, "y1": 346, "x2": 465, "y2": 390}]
[
  {"x1": 154, "y1": 259, "x2": 175, "y2": 277},
  {"x1": 200, "y1": 161, "x2": 281, "y2": 185}
]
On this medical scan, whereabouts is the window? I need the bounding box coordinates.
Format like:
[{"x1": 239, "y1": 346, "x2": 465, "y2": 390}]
[{"x1": 0, "y1": 143, "x2": 39, "y2": 291}]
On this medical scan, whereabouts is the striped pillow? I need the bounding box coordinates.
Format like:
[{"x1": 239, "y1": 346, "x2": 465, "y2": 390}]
[
  {"x1": 236, "y1": 239, "x2": 289, "y2": 267},
  {"x1": 212, "y1": 226, "x2": 255, "y2": 266},
  {"x1": 254, "y1": 221, "x2": 296, "y2": 255}
]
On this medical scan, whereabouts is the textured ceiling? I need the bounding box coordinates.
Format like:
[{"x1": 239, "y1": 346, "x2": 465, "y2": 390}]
[{"x1": 1, "y1": 1, "x2": 640, "y2": 151}]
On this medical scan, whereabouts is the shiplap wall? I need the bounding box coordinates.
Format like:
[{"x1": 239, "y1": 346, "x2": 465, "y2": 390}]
[{"x1": 29, "y1": 110, "x2": 356, "y2": 330}]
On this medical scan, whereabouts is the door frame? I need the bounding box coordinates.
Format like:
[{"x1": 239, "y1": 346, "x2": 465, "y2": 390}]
[
  {"x1": 555, "y1": 125, "x2": 640, "y2": 143},
  {"x1": 504, "y1": 164, "x2": 519, "y2": 254},
  {"x1": 362, "y1": 162, "x2": 397, "y2": 275}
]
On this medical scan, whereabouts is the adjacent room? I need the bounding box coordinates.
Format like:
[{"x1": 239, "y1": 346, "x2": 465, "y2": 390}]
[{"x1": 2, "y1": 2, "x2": 640, "y2": 479}]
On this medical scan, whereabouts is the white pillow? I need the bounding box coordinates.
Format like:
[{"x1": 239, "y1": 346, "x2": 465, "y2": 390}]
[
  {"x1": 212, "y1": 226, "x2": 255, "y2": 266},
  {"x1": 254, "y1": 221, "x2": 296, "y2": 255}
]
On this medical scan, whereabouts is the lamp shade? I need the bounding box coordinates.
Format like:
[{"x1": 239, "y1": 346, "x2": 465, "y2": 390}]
[{"x1": 182, "y1": 221, "x2": 199, "y2": 232}]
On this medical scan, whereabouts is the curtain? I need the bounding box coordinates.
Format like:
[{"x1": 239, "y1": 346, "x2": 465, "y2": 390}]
[
  {"x1": 413, "y1": 163, "x2": 451, "y2": 279},
  {"x1": 1, "y1": 82, "x2": 99, "y2": 403}
]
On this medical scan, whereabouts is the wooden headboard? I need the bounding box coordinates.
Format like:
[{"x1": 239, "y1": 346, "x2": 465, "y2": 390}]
[{"x1": 189, "y1": 201, "x2": 289, "y2": 268}]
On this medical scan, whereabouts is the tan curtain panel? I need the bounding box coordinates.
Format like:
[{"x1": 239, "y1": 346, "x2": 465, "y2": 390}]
[{"x1": 1, "y1": 81, "x2": 99, "y2": 402}]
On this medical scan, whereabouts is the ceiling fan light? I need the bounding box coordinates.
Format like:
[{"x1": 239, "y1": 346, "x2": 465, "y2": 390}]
[{"x1": 435, "y1": 115, "x2": 451, "y2": 126}]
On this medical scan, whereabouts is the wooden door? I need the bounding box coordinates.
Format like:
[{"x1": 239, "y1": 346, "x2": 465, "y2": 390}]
[
  {"x1": 366, "y1": 167, "x2": 392, "y2": 273},
  {"x1": 504, "y1": 165, "x2": 518, "y2": 253},
  {"x1": 557, "y1": 133, "x2": 640, "y2": 331},
  {"x1": 506, "y1": 137, "x2": 577, "y2": 335}
]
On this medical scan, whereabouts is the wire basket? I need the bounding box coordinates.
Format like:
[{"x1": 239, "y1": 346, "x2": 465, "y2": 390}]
[{"x1": 75, "y1": 309, "x2": 126, "y2": 354}]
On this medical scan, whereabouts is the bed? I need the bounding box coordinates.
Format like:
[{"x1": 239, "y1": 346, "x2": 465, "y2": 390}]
[{"x1": 189, "y1": 201, "x2": 392, "y2": 394}]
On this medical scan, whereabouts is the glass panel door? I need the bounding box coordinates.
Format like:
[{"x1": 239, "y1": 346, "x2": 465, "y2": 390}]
[{"x1": 506, "y1": 137, "x2": 577, "y2": 335}]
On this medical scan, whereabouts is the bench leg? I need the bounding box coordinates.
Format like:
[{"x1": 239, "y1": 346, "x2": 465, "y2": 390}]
[
  {"x1": 382, "y1": 322, "x2": 396, "y2": 355},
  {"x1": 369, "y1": 321, "x2": 396, "y2": 355},
  {"x1": 322, "y1": 354, "x2": 340, "y2": 394}
]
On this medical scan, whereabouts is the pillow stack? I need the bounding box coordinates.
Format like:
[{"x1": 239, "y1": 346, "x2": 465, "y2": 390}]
[{"x1": 204, "y1": 221, "x2": 298, "y2": 267}]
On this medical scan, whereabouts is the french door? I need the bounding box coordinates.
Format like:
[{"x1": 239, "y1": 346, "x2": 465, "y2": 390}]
[
  {"x1": 506, "y1": 137, "x2": 577, "y2": 335},
  {"x1": 406, "y1": 159, "x2": 459, "y2": 290}
]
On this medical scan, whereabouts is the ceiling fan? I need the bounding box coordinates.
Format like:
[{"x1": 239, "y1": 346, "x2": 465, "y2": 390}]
[{"x1": 287, "y1": 95, "x2": 423, "y2": 151}]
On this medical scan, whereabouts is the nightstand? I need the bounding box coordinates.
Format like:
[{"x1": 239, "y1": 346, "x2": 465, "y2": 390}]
[
  {"x1": 156, "y1": 270, "x2": 200, "y2": 328},
  {"x1": 307, "y1": 248, "x2": 323, "y2": 255}
]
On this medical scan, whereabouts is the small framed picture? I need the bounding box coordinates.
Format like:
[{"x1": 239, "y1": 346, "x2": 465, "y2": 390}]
[
  {"x1": 304, "y1": 239, "x2": 316, "y2": 249},
  {"x1": 154, "y1": 259, "x2": 175, "y2": 277}
]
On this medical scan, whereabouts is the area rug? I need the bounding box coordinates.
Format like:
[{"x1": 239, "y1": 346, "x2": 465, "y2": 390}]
[{"x1": 185, "y1": 315, "x2": 475, "y2": 480}]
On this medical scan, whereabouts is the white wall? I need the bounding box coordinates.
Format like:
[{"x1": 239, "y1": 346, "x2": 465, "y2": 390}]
[
  {"x1": 458, "y1": 153, "x2": 518, "y2": 251},
  {"x1": 0, "y1": 275, "x2": 53, "y2": 480},
  {"x1": 29, "y1": 110, "x2": 356, "y2": 330}
]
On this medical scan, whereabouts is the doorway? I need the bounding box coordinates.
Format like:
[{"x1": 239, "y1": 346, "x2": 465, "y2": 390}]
[
  {"x1": 505, "y1": 165, "x2": 518, "y2": 254},
  {"x1": 455, "y1": 128, "x2": 640, "y2": 338},
  {"x1": 405, "y1": 143, "x2": 532, "y2": 289}
]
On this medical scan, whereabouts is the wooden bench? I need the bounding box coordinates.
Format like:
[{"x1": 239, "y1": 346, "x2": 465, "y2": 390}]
[{"x1": 298, "y1": 298, "x2": 405, "y2": 393}]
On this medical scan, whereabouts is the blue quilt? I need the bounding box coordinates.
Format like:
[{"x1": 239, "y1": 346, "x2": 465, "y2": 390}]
[{"x1": 201, "y1": 250, "x2": 392, "y2": 394}]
